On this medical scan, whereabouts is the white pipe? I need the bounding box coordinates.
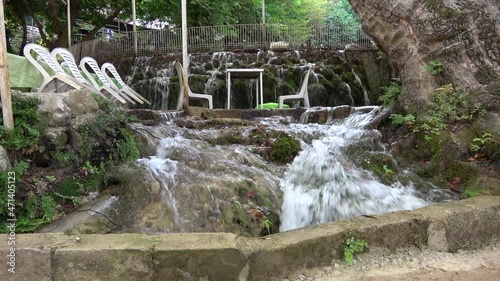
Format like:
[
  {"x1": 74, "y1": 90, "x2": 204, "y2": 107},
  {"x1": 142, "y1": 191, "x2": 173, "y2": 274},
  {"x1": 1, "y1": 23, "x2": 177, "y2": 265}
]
[
  {"x1": 132, "y1": 0, "x2": 137, "y2": 56},
  {"x1": 181, "y1": 0, "x2": 188, "y2": 107},
  {"x1": 262, "y1": 0, "x2": 265, "y2": 25},
  {"x1": 67, "y1": 0, "x2": 71, "y2": 47}
]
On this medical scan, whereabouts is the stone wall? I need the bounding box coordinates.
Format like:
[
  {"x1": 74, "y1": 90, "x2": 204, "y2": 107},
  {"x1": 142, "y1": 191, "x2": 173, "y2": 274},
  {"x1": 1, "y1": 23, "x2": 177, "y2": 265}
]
[{"x1": 1, "y1": 196, "x2": 499, "y2": 281}]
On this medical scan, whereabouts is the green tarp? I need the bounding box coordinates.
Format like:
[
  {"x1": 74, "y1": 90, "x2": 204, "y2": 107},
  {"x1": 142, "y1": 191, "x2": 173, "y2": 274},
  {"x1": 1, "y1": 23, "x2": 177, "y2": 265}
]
[
  {"x1": 256, "y1": 102, "x2": 290, "y2": 109},
  {"x1": 7, "y1": 53, "x2": 47, "y2": 89},
  {"x1": 7, "y1": 53, "x2": 116, "y2": 89}
]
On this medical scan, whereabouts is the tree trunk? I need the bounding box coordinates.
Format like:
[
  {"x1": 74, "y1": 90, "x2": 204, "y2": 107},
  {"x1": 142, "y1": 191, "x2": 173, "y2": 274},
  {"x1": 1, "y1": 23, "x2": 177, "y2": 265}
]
[{"x1": 348, "y1": 0, "x2": 500, "y2": 112}]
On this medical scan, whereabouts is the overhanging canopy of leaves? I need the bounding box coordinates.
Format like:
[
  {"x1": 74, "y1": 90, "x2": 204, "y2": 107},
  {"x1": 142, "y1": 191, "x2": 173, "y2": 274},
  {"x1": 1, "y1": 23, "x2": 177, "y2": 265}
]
[{"x1": 326, "y1": 0, "x2": 360, "y2": 25}]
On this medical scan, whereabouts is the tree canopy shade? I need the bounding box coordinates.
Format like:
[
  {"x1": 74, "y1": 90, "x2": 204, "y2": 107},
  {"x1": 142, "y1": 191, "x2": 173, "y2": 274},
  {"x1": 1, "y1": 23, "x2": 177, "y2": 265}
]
[
  {"x1": 138, "y1": 0, "x2": 261, "y2": 26},
  {"x1": 5, "y1": 0, "x2": 131, "y2": 50},
  {"x1": 4, "y1": 0, "x2": 356, "y2": 51},
  {"x1": 326, "y1": 0, "x2": 360, "y2": 25}
]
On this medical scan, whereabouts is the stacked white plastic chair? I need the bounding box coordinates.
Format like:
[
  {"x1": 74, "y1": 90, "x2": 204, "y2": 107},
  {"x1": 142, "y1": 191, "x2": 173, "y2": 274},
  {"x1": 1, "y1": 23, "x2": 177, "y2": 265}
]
[
  {"x1": 174, "y1": 62, "x2": 213, "y2": 109},
  {"x1": 101, "y1": 62, "x2": 150, "y2": 105},
  {"x1": 278, "y1": 67, "x2": 311, "y2": 108},
  {"x1": 50, "y1": 48, "x2": 125, "y2": 103},
  {"x1": 23, "y1": 43, "x2": 86, "y2": 93},
  {"x1": 79, "y1": 56, "x2": 136, "y2": 104}
]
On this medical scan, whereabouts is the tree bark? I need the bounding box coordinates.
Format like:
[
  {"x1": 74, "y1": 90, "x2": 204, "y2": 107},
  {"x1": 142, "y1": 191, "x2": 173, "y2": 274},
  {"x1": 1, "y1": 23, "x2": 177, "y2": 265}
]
[{"x1": 348, "y1": 0, "x2": 500, "y2": 112}]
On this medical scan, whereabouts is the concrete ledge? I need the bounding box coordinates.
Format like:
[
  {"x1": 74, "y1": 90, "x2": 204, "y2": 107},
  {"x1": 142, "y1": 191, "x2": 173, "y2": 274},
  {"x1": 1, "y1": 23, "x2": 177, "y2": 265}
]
[{"x1": 1, "y1": 196, "x2": 499, "y2": 280}]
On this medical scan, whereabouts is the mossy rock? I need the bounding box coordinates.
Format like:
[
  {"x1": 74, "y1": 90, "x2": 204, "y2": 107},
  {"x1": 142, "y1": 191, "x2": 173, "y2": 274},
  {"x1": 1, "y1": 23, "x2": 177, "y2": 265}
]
[
  {"x1": 320, "y1": 67, "x2": 335, "y2": 81},
  {"x1": 270, "y1": 136, "x2": 301, "y2": 163},
  {"x1": 463, "y1": 185, "x2": 491, "y2": 198},
  {"x1": 203, "y1": 62, "x2": 214, "y2": 71},
  {"x1": 360, "y1": 153, "x2": 398, "y2": 184},
  {"x1": 263, "y1": 72, "x2": 279, "y2": 102},
  {"x1": 332, "y1": 64, "x2": 347, "y2": 75},
  {"x1": 203, "y1": 78, "x2": 226, "y2": 108},
  {"x1": 443, "y1": 161, "x2": 478, "y2": 187},
  {"x1": 219, "y1": 180, "x2": 281, "y2": 237},
  {"x1": 308, "y1": 84, "x2": 329, "y2": 107},
  {"x1": 188, "y1": 74, "x2": 209, "y2": 93},
  {"x1": 277, "y1": 82, "x2": 296, "y2": 97},
  {"x1": 230, "y1": 80, "x2": 251, "y2": 109}
]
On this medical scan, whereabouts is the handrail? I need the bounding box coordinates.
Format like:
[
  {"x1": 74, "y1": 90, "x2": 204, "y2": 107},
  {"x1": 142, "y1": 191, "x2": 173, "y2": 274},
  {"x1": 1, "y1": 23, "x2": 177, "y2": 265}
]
[{"x1": 70, "y1": 23, "x2": 374, "y2": 59}]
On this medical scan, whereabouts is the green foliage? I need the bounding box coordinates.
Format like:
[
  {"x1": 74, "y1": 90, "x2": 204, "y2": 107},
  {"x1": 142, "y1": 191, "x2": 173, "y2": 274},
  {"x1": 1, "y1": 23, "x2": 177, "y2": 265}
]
[
  {"x1": 382, "y1": 165, "x2": 394, "y2": 174},
  {"x1": 390, "y1": 114, "x2": 416, "y2": 126},
  {"x1": 262, "y1": 219, "x2": 273, "y2": 235},
  {"x1": 326, "y1": 0, "x2": 360, "y2": 25},
  {"x1": 0, "y1": 96, "x2": 44, "y2": 151},
  {"x1": 379, "y1": 80, "x2": 402, "y2": 107},
  {"x1": 425, "y1": 60, "x2": 444, "y2": 75},
  {"x1": 471, "y1": 133, "x2": 492, "y2": 152},
  {"x1": 92, "y1": 93, "x2": 113, "y2": 112},
  {"x1": 78, "y1": 109, "x2": 140, "y2": 166},
  {"x1": 270, "y1": 135, "x2": 301, "y2": 163},
  {"x1": 344, "y1": 237, "x2": 369, "y2": 265},
  {"x1": 117, "y1": 128, "x2": 140, "y2": 161},
  {"x1": 0, "y1": 95, "x2": 140, "y2": 233},
  {"x1": 54, "y1": 151, "x2": 78, "y2": 167},
  {"x1": 392, "y1": 85, "x2": 486, "y2": 141},
  {"x1": 464, "y1": 186, "x2": 491, "y2": 198}
]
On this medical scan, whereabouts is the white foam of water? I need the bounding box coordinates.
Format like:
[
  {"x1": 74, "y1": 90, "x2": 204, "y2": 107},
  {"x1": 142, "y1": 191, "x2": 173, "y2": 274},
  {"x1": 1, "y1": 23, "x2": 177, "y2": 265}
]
[
  {"x1": 137, "y1": 138, "x2": 182, "y2": 227},
  {"x1": 280, "y1": 111, "x2": 427, "y2": 231}
]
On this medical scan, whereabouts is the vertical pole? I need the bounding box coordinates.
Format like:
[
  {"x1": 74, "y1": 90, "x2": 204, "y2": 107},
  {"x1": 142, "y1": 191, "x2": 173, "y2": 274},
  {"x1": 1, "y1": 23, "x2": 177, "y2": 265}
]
[
  {"x1": 262, "y1": 0, "x2": 265, "y2": 25},
  {"x1": 67, "y1": 0, "x2": 71, "y2": 47},
  {"x1": 0, "y1": 0, "x2": 14, "y2": 130},
  {"x1": 261, "y1": 0, "x2": 266, "y2": 50},
  {"x1": 181, "y1": 0, "x2": 189, "y2": 107},
  {"x1": 132, "y1": 0, "x2": 137, "y2": 56}
]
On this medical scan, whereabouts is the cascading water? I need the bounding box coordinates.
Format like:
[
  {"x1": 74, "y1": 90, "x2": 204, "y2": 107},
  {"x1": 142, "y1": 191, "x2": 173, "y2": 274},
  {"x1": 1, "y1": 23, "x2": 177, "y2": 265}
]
[
  {"x1": 280, "y1": 109, "x2": 427, "y2": 231},
  {"x1": 137, "y1": 138, "x2": 183, "y2": 230},
  {"x1": 132, "y1": 105, "x2": 455, "y2": 234},
  {"x1": 352, "y1": 69, "x2": 370, "y2": 106}
]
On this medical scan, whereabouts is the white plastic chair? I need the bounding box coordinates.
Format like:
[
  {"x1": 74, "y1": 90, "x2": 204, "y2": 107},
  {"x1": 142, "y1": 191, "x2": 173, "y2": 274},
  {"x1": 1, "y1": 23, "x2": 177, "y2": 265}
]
[
  {"x1": 101, "y1": 62, "x2": 150, "y2": 105},
  {"x1": 50, "y1": 48, "x2": 111, "y2": 98},
  {"x1": 278, "y1": 68, "x2": 311, "y2": 108},
  {"x1": 174, "y1": 62, "x2": 213, "y2": 109},
  {"x1": 79, "y1": 57, "x2": 130, "y2": 104},
  {"x1": 23, "y1": 43, "x2": 85, "y2": 93}
]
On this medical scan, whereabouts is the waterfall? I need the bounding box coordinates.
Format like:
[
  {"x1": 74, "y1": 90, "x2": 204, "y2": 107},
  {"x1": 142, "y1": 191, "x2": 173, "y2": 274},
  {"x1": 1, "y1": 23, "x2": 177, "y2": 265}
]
[
  {"x1": 138, "y1": 138, "x2": 183, "y2": 230},
  {"x1": 352, "y1": 69, "x2": 370, "y2": 106},
  {"x1": 280, "y1": 109, "x2": 427, "y2": 231},
  {"x1": 344, "y1": 82, "x2": 355, "y2": 105}
]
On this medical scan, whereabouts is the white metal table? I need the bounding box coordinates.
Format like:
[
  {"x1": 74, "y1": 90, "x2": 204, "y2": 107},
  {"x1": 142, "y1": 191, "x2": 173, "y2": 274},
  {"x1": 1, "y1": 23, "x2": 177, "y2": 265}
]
[{"x1": 226, "y1": 68, "x2": 264, "y2": 109}]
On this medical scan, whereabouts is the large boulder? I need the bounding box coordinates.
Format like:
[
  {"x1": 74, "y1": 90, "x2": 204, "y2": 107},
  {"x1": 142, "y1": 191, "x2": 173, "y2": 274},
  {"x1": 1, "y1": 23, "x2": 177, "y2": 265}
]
[{"x1": 15, "y1": 89, "x2": 100, "y2": 127}]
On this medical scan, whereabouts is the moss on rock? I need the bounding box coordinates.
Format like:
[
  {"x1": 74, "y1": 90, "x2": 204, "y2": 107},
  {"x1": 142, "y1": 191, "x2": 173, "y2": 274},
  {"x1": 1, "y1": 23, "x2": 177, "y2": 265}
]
[{"x1": 270, "y1": 136, "x2": 301, "y2": 163}]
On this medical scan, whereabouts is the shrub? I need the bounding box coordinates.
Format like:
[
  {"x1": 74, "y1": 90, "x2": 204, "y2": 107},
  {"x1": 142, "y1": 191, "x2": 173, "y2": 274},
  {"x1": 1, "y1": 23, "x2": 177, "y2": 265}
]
[
  {"x1": 270, "y1": 136, "x2": 300, "y2": 163},
  {"x1": 379, "y1": 80, "x2": 401, "y2": 107},
  {"x1": 0, "y1": 96, "x2": 45, "y2": 151}
]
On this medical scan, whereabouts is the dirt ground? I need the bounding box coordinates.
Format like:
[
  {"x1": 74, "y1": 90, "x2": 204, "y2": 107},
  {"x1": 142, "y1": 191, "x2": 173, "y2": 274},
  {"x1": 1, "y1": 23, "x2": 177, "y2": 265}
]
[{"x1": 273, "y1": 240, "x2": 500, "y2": 281}]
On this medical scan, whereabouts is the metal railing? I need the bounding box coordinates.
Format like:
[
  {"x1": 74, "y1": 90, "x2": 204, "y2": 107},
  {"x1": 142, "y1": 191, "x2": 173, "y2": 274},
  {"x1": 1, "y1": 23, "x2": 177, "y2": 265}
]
[{"x1": 70, "y1": 23, "x2": 374, "y2": 59}]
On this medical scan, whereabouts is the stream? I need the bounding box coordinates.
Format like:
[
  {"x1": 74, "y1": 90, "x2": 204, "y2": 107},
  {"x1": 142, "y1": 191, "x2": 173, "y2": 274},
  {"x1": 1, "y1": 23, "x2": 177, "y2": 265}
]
[{"x1": 137, "y1": 107, "x2": 455, "y2": 233}]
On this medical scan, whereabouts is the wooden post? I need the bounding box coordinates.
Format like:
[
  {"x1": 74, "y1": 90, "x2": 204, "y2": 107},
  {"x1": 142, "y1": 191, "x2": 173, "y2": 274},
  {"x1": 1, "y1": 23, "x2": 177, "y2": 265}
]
[
  {"x1": 181, "y1": 0, "x2": 188, "y2": 108},
  {"x1": 0, "y1": 0, "x2": 14, "y2": 130}
]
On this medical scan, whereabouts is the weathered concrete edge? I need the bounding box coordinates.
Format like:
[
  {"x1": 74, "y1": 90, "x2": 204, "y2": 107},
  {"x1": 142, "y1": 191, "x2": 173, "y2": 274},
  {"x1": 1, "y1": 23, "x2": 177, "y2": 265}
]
[{"x1": 0, "y1": 196, "x2": 499, "y2": 281}]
